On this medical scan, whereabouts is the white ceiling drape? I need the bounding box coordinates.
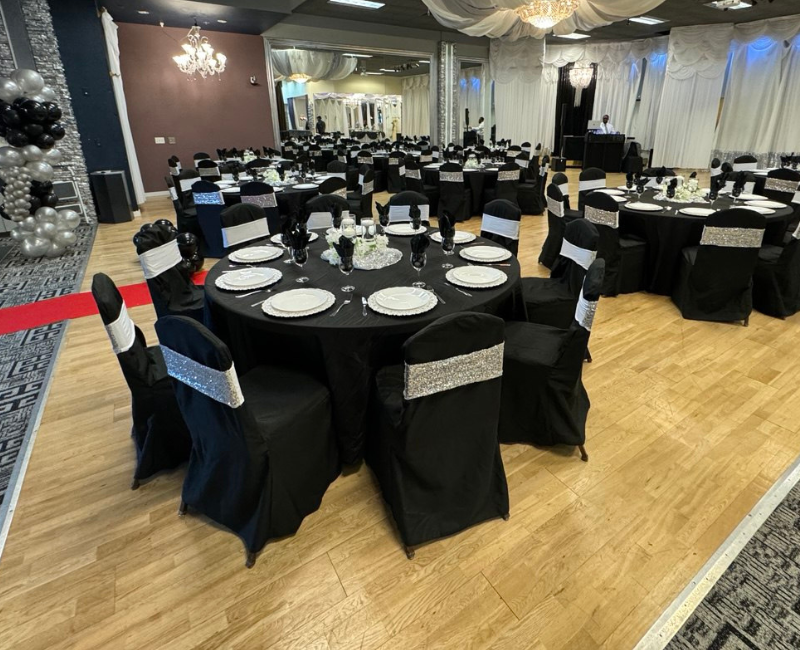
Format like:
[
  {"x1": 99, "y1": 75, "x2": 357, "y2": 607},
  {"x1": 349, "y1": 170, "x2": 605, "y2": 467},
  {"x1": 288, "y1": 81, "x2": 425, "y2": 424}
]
[
  {"x1": 271, "y1": 50, "x2": 357, "y2": 82},
  {"x1": 422, "y1": 0, "x2": 668, "y2": 40}
]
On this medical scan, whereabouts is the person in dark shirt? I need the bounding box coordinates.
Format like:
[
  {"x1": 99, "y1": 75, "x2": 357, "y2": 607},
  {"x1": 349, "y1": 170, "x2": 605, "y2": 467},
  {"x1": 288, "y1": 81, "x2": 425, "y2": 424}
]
[{"x1": 316, "y1": 116, "x2": 326, "y2": 135}]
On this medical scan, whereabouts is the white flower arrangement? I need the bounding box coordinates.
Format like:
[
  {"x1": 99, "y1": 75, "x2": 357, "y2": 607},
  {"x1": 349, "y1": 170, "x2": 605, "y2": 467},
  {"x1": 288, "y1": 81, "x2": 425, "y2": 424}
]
[
  {"x1": 324, "y1": 230, "x2": 389, "y2": 265},
  {"x1": 656, "y1": 177, "x2": 707, "y2": 204},
  {"x1": 264, "y1": 169, "x2": 280, "y2": 184},
  {"x1": 464, "y1": 157, "x2": 481, "y2": 169}
]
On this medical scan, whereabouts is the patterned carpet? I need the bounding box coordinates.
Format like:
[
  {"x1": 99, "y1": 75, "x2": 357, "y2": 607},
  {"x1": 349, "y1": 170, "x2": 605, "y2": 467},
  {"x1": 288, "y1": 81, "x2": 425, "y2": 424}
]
[
  {"x1": 0, "y1": 223, "x2": 96, "y2": 525},
  {"x1": 667, "y1": 479, "x2": 800, "y2": 649}
]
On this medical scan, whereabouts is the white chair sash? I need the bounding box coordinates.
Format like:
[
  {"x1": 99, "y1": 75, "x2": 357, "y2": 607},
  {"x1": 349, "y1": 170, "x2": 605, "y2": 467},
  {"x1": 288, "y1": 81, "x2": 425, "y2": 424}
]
[
  {"x1": 169, "y1": 187, "x2": 178, "y2": 201},
  {"x1": 404, "y1": 342, "x2": 504, "y2": 400},
  {"x1": 361, "y1": 181, "x2": 374, "y2": 195},
  {"x1": 138, "y1": 240, "x2": 182, "y2": 279},
  {"x1": 481, "y1": 214, "x2": 520, "y2": 240},
  {"x1": 764, "y1": 178, "x2": 799, "y2": 194},
  {"x1": 440, "y1": 171, "x2": 463, "y2": 183},
  {"x1": 793, "y1": 191, "x2": 800, "y2": 205},
  {"x1": 579, "y1": 178, "x2": 605, "y2": 192},
  {"x1": 700, "y1": 226, "x2": 764, "y2": 248},
  {"x1": 399, "y1": 166, "x2": 405, "y2": 177},
  {"x1": 161, "y1": 346, "x2": 244, "y2": 409},
  {"x1": 222, "y1": 217, "x2": 270, "y2": 248},
  {"x1": 733, "y1": 162, "x2": 758, "y2": 171},
  {"x1": 105, "y1": 303, "x2": 136, "y2": 355},
  {"x1": 169, "y1": 167, "x2": 180, "y2": 176},
  {"x1": 560, "y1": 239, "x2": 596, "y2": 270},
  {"x1": 432, "y1": 151, "x2": 440, "y2": 160},
  {"x1": 221, "y1": 173, "x2": 234, "y2": 181},
  {"x1": 307, "y1": 212, "x2": 334, "y2": 230},
  {"x1": 193, "y1": 191, "x2": 224, "y2": 205},
  {"x1": 793, "y1": 222, "x2": 800, "y2": 239},
  {"x1": 575, "y1": 294, "x2": 598, "y2": 331},
  {"x1": 585, "y1": 205, "x2": 619, "y2": 229},
  {"x1": 388, "y1": 204, "x2": 429, "y2": 223},
  {"x1": 517, "y1": 158, "x2": 529, "y2": 169},
  {"x1": 179, "y1": 178, "x2": 198, "y2": 192},
  {"x1": 522, "y1": 146, "x2": 531, "y2": 153},
  {"x1": 710, "y1": 167, "x2": 723, "y2": 177},
  {"x1": 198, "y1": 166, "x2": 220, "y2": 177},
  {"x1": 723, "y1": 180, "x2": 756, "y2": 194},
  {"x1": 241, "y1": 193, "x2": 278, "y2": 209},
  {"x1": 330, "y1": 172, "x2": 346, "y2": 180},
  {"x1": 546, "y1": 197, "x2": 564, "y2": 218},
  {"x1": 557, "y1": 182, "x2": 569, "y2": 197},
  {"x1": 420, "y1": 155, "x2": 432, "y2": 163}
]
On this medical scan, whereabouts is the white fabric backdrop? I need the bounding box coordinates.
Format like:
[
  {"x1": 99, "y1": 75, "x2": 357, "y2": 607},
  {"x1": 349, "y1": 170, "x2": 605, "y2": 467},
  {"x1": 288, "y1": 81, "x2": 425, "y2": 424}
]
[
  {"x1": 592, "y1": 57, "x2": 641, "y2": 135},
  {"x1": 313, "y1": 97, "x2": 349, "y2": 133},
  {"x1": 402, "y1": 75, "x2": 431, "y2": 138},
  {"x1": 272, "y1": 50, "x2": 356, "y2": 82},
  {"x1": 101, "y1": 10, "x2": 145, "y2": 205},
  {"x1": 652, "y1": 24, "x2": 734, "y2": 169},
  {"x1": 630, "y1": 49, "x2": 667, "y2": 150},
  {"x1": 422, "y1": 0, "x2": 668, "y2": 41},
  {"x1": 459, "y1": 68, "x2": 484, "y2": 135}
]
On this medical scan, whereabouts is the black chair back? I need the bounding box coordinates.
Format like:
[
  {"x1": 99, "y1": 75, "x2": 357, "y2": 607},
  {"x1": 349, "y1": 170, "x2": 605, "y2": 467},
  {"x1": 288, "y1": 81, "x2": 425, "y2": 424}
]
[
  {"x1": 387, "y1": 151, "x2": 406, "y2": 194},
  {"x1": 220, "y1": 203, "x2": 270, "y2": 250},
  {"x1": 404, "y1": 160, "x2": 424, "y2": 193},
  {"x1": 387, "y1": 190, "x2": 430, "y2": 223},
  {"x1": 481, "y1": 199, "x2": 521, "y2": 255},
  {"x1": 196, "y1": 159, "x2": 221, "y2": 182},
  {"x1": 192, "y1": 180, "x2": 226, "y2": 257},
  {"x1": 305, "y1": 194, "x2": 350, "y2": 230},
  {"x1": 239, "y1": 181, "x2": 280, "y2": 234},
  {"x1": 578, "y1": 167, "x2": 606, "y2": 210},
  {"x1": 551, "y1": 172, "x2": 571, "y2": 210},
  {"x1": 583, "y1": 191, "x2": 620, "y2": 295},
  {"x1": 319, "y1": 177, "x2": 348, "y2": 198},
  {"x1": 438, "y1": 162, "x2": 468, "y2": 221},
  {"x1": 495, "y1": 163, "x2": 520, "y2": 204}
]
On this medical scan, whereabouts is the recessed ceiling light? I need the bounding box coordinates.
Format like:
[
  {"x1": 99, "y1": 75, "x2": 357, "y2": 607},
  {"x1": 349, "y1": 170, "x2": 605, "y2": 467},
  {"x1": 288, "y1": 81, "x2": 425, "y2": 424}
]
[
  {"x1": 364, "y1": 71, "x2": 383, "y2": 75},
  {"x1": 137, "y1": 9, "x2": 150, "y2": 14},
  {"x1": 555, "y1": 33, "x2": 590, "y2": 39},
  {"x1": 418, "y1": 60, "x2": 429, "y2": 64},
  {"x1": 328, "y1": 0, "x2": 385, "y2": 8},
  {"x1": 379, "y1": 68, "x2": 396, "y2": 72},
  {"x1": 343, "y1": 53, "x2": 373, "y2": 58},
  {"x1": 629, "y1": 15, "x2": 667, "y2": 25},
  {"x1": 217, "y1": 19, "x2": 227, "y2": 24}
]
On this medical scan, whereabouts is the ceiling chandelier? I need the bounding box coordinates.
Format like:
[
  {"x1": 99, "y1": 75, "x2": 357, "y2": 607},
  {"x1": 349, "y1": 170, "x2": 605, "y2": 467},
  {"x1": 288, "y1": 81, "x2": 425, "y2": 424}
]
[
  {"x1": 173, "y1": 23, "x2": 227, "y2": 80},
  {"x1": 569, "y1": 62, "x2": 594, "y2": 89},
  {"x1": 516, "y1": 0, "x2": 581, "y2": 30},
  {"x1": 288, "y1": 72, "x2": 312, "y2": 83}
]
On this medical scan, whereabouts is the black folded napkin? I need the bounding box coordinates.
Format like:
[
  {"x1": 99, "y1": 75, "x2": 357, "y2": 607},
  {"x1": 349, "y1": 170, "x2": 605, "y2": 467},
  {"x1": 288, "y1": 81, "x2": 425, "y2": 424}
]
[
  {"x1": 733, "y1": 172, "x2": 746, "y2": 192},
  {"x1": 330, "y1": 203, "x2": 343, "y2": 229},
  {"x1": 332, "y1": 235, "x2": 354, "y2": 261},
  {"x1": 287, "y1": 224, "x2": 310, "y2": 250},
  {"x1": 667, "y1": 178, "x2": 678, "y2": 199},
  {"x1": 375, "y1": 202, "x2": 389, "y2": 227},
  {"x1": 689, "y1": 171, "x2": 698, "y2": 179},
  {"x1": 410, "y1": 232, "x2": 430, "y2": 256},
  {"x1": 438, "y1": 213, "x2": 455, "y2": 238},
  {"x1": 410, "y1": 203, "x2": 422, "y2": 230}
]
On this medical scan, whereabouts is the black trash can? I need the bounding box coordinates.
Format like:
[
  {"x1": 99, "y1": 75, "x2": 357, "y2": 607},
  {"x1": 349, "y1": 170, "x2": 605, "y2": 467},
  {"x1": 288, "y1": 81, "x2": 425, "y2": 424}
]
[{"x1": 90, "y1": 170, "x2": 133, "y2": 223}]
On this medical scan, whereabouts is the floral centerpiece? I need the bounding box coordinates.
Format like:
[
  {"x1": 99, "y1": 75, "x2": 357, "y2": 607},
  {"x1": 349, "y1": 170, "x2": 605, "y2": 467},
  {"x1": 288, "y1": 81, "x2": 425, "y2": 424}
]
[
  {"x1": 655, "y1": 178, "x2": 707, "y2": 204},
  {"x1": 264, "y1": 168, "x2": 280, "y2": 184},
  {"x1": 464, "y1": 156, "x2": 481, "y2": 170},
  {"x1": 323, "y1": 228, "x2": 401, "y2": 270}
]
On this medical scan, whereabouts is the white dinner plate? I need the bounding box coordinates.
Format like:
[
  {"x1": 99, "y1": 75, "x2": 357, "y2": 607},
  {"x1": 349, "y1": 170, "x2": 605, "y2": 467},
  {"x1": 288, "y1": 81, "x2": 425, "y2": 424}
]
[
  {"x1": 263, "y1": 288, "x2": 336, "y2": 318},
  {"x1": 625, "y1": 202, "x2": 663, "y2": 212},
  {"x1": 430, "y1": 231, "x2": 477, "y2": 244},
  {"x1": 221, "y1": 187, "x2": 241, "y2": 194},
  {"x1": 595, "y1": 188, "x2": 625, "y2": 196},
  {"x1": 679, "y1": 207, "x2": 716, "y2": 217},
  {"x1": 741, "y1": 206, "x2": 776, "y2": 215},
  {"x1": 447, "y1": 266, "x2": 507, "y2": 289},
  {"x1": 459, "y1": 246, "x2": 513, "y2": 263},
  {"x1": 746, "y1": 200, "x2": 786, "y2": 209},
  {"x1": 270, "y1": 232, "x2": 319, "y2": 245},
  {"x1": 609, "y1": 196, "x2": 627, "y2": 203},
  {"x1": 215, "y1": 267, "x2": 281, "y2": 291},
  {"x1": 617, "y1": 185, "x2": 634, "y2": 191},
  {"x1": 293, "y1": 183, "x2": 319, "y2": 190},
  {"x1": 375, "y1": 287, "x2": 432, "y2": 311},
  {"x1": 739, "y1": 193, "x2": 767, "y2": 201},
  {"x1": 385, "y1": 223, "x2": 428, "y2": 236},
  {"x1": 229, "y1": 246, "x2": 283, "y2": 264}
]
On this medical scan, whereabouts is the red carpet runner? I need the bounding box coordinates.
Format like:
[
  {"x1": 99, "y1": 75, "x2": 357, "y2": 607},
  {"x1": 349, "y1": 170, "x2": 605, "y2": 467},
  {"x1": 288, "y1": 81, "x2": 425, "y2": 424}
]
[{"x1": 0, "y1": 271, "x2": 208, "y2": 336}]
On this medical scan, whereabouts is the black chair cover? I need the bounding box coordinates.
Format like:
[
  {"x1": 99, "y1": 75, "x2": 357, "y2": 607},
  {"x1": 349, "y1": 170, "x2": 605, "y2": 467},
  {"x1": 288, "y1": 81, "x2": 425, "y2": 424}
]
[
  {"x1": 550, "y1": 172, "x2": 574, "y2": 211},
  {"x1": 326, "y1": 160, "x2": 348, "y2": 178},
  {"x1": 500, "y1": 259, "x2": 606, "y2": 458},
  {"x1": 135, "y1": 222, "x2": 204, "y2": 322},
  {"x1": 524, "y1": 218, "x2": 599, "y2": 328},
  {"x1": 733, "y1": 154, "x2": 758, "y2": 170},
  {"x1": 346, "y1": 165, "x2": 374, "y2": 221},
  {"x1": 763, "y1": 168, "x2": 800, "y2": 236},
  {"x1": 539, "y1": 182, "x2": 583, "y2": 268},
  {"x1": 481, "y1": 199, "x2": 521, "y2": 255},
  {"x1": 154, "y1": 316, "x2": 340, "y2": 564},
  {"x1": 753, "y1": 229, "x2": 800, "y2": 318},
  {"x1": 622, "y1": 141, "x2": 644, "y2": 174},
  {"x1": 438, "y1": 162, "x2": 470, "y2": 222},
  {"x1": 404, "y1": 160, "x2": 439, "y2": 213},
  {"x1": 305, "y1": 193, "x2": 351, "y2": 229},
  {"x1": 220, "y1": 203, "x2": 271, "y2": 251},
  {"x1": 192, "y1": 180, "x2": 227, "y2": 258},
  {"x1": 495, "y1": 162, "x2": 521, "y2": 205},
  {"x1": 672, "y1": 208, "x2": 766, "y2": 323},
  {"x1": 196, "y1": 159, "x2": 221, "y2": 182},
  {"x1": 319, "y1": 176, "x2": 348, "y2": 198},
  {"x1": 387, "y1": 190, "x2": 430, "y2": 224},
  {"x1": 91, "y1": 274, "x2": 190, "y2": 486},
  {"x1": 366, "y1": 312, "x2": 509, "y2": 550},
  {"x1": 239, "y1": 181, "x2": 281, "y2": 235},
  {"x1": 387, "y1": 151, "x2": 406, "y2": 194},
  {"x1": 578, "y1": 167, "x2": 606, "y2": 210}
]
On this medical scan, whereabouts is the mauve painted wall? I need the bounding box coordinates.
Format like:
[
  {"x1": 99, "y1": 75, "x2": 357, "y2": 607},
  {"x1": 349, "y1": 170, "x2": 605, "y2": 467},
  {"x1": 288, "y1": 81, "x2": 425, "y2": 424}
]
[{"x1": 117, "y1": 22, "x2": 275, "y2": 193}]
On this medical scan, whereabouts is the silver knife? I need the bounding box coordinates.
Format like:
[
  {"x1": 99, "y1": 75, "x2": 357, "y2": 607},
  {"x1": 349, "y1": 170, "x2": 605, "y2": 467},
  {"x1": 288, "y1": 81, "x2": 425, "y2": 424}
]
[{"x1": 361, "y1": 296, "x2": 368, "y2": 316}]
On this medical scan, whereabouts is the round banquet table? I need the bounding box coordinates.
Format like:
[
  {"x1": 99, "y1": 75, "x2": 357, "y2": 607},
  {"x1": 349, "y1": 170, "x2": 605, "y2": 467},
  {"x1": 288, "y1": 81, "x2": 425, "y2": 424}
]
[
  {"x1": 422, "y1": 165, "x2": 500, "y2": 217},
  {"x1": 617, "y1": 189, "x2": 794, "y2": 295},
  {"x1": 204, "y1": 234, "x2": 523, "y2": 464}
]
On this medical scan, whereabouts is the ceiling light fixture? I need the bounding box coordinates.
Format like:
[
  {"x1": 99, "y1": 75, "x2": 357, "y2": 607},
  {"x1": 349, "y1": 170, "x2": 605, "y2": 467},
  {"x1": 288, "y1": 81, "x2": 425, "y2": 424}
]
[
  {"x1": 556, "y1": 32, "x2": 590, "y2": 39},
  {"x1": 628, "y1": 15, "x2": 667, "y2": 24},
  {"x1": 343, "y1": 53, "x2": 373, "y2": 58},
  {"x1": 137, "y1": 10, "x2": 150, "y2": 14},
  {"x1": 173, "y1": 22, "x2": 227, "y2": 80},
  {"x1": 364, "y1": 71, "x2": 384, "y2": 75},
  {"x1": 516, "y1": 0, "x2": 580, "y2": 30},
  {"x1": 569, "y1": 62, "x2": 594, "y2": 89},
  {"x1": 328, "y1": 0, "x2": 385, "y2": 8},
  {"x1": 288, "y1": 72, "x2": 312, "y2": 83},
  {"x1": 217, "y1": 19, "x2": 228, "y2": 24}
]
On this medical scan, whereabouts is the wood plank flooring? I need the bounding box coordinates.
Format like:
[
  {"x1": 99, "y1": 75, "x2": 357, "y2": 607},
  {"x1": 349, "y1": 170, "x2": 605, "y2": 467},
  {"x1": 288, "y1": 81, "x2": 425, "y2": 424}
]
[{"x1": 1, "y1": 170, "x2": 798, "y2": 649}]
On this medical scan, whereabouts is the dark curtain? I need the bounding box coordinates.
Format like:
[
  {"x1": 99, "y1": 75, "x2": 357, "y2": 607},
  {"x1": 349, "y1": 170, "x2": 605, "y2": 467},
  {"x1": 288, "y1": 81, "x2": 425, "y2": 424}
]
[
  {"x1": 554, "y1": 64, "x2": 597, "y2": 157},
  {"x1": 275, "y1": 81, "x2": 287, "y2": 133}
]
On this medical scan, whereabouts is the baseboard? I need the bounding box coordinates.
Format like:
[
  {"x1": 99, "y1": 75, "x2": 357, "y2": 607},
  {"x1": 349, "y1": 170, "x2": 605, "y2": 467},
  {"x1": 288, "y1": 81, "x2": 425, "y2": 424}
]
[{"x1": 145, "y1": 190, "x2": 170, "y2": 198}]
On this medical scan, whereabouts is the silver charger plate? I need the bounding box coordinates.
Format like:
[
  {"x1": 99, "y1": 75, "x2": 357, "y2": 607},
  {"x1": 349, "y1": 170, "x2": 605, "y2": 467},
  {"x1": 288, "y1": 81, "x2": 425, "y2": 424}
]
[
  {"x1": 270, "y1": 232, "x2": 319, "y2": 245},
  {"x1": 459, "y1": 245, "x2": 513, "y2": 263},
  {"x1": 446, "y1": 266, "x2": 507, "y2": 289},
  {"x1": 229, "y1": 246, "x2": 283, "y2": 264},
  {"x1": 430, "y1": 231, "x2": 477, "y2": 244},
  {"x1": 215, "y1": 267, "x2": 282, "y2": 292},
  {"x1": 625, "y1": 202, "x2": 663, "y2": 212},
  {"x1": 262, "y1": 288, "x2": 336, "y2": 318},
  {"x1": 385, "y1": 224, "x2": 428, "y2": 236},
  {"x1": 367, "y1": 286, "x2": 438, "y2": 317}
]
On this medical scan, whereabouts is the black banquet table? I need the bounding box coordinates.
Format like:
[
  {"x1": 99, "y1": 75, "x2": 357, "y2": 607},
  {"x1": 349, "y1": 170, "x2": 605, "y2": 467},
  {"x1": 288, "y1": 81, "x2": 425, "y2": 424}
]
[
  {"x1": 618, "y1": 189, "x2": 794, "y2": 295},
  {"x1": 204, "y1": 234, "x2": 522, "y2": 464},
  {"x1": 422, "y1": 166, "x2": 500, "y2": 217}
]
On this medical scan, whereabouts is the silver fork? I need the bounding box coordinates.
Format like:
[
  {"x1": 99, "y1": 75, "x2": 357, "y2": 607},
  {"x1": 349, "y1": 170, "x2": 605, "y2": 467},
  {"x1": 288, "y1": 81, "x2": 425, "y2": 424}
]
[
  {"x1": 445, "y1": 281, "x2": 472, "y2": 297},
  {"x1": 330, "y1": 298, "x2": 352, "y2": 317},
  {"x1": 235, "y1": 288, "x2": 273, "y2": 299}
]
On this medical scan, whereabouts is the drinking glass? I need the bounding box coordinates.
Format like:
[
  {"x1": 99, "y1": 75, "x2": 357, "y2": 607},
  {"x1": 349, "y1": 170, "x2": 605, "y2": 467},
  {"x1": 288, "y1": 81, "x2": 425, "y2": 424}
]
[
  {"x1": 281, "y1": 230, "x2": 294, "y2": 264},
  {"x1": 441, "y1": 235, "x2": 455, "y2": 269},
  {"x1": 410, "y1": 251, "x2": 427, "y2": 288},
  {"x1": 292, "y1": 246, "x2": 309, "y2": 283},
  {"x1": 732, "y1": 185, "x2": 743, "y2": 206},
  {"x1": 339, "y1": 255, "x2": 355, "y2": 293},
  {"x1": 411, "y1": 212, "x2": 422, "y2": 232}
]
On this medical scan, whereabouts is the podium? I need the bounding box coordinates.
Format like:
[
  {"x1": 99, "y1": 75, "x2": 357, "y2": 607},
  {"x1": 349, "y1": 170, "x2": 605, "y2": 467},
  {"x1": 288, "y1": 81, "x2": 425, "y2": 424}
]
[{"x1": 583, "y1": 134, "x2": 626, "y2": 172}]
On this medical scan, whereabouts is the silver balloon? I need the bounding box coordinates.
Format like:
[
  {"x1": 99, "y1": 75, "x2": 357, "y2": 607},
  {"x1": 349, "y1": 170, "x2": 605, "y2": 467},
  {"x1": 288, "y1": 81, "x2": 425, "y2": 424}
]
[
  {"x1": 34, "y1": 221, "x2": 57, "y2": 240},
  {"x1": 14, "y1": 199, "x2": 30, "y2": 209},
  {"x1": 54, "y1": 230, "x2": 77, "y2": 247},
  {"x1": 0, "y1": 78, "x2": 21, "y2": 103},
  {"x1": 25, "y1": 161, "x2": 53, "y2": 182},
  {"x1": 57, "y1": 209, "x2": 81, "y2": 230},
  {"x1": 44, "y1": 241, "x2": 65, "y2": 258},
  {"x1": 20, "y1": 145, "x2": 43, "y2": 162},
  {"x1": 35, "y1": 206, "x2": 58, "y2": 222},
  {"x1": 0, "y1": 148, "x2": 24, "y2": 168},
  {"x1": 11, "y1": 69, "x2": 44, "y2": 94},
  {"x1": 10, "y1": 227, "x2": 25, "y2": 241},
  {"x1": 28, "y1": 94, "x2": 46, "y2": 103},
  {"x1": 42, "y1": 148, "x2": 62, "y2": 165},
  {"x1": 39, "y1": 86, "x2": 57, "y2": 102},
  {"x1": 20, "y1": 216, "x2": 36, "y2": 231},
  {"x1": 21, "y1": 236, "x2": 49, "y2": 258}
]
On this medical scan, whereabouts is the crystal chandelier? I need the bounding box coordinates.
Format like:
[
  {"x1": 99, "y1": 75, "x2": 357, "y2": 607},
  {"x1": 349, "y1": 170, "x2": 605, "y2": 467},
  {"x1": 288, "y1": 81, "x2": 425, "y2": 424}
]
[
  {"x1": 173, "y1": 23, "x2": 227, "y2": 80},
  {"x1": 569, "y1": 62, "x2": 594, "y2": 89},
  {"x1": 516, "y1": 0, "x2": 580, "y2": 30},
  {"x1": 288, "y1": 72, "x2": 312, "y2": 83}
]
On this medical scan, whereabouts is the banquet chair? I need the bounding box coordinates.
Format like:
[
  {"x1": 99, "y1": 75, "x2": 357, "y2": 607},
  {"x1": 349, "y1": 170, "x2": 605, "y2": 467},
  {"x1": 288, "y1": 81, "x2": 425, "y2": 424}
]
[
  {"x1": 134, "y1": 222, "x2": 204, "y2": 322},
  {"x1": 220, "y1": 203, "x2": 271, "y2": 251},
  {"x1": 196, "y1": 159, "x2": 222, "y2": 183},
  {"x1": 538, "y1": 182, "x2": 584, "y2": 269},
  {"x1": 366, "y1": 312, "x2": 509, "y2": 557},
  {"x1": 154, "y1": 316, "x2": 339, "y2": 568},
  {"x1": 710, "y1": 158, "x2": 723, "y2": 184},
  {"x1": 524, "y1": 218, "x2": 599, "y2": 329},
  {"x1": 319, "y1": 176, "x2": 348, "y2": 198},
  {"x1": 193, "y1": 152, "x2": 211, "y2": 164},
  {"x1": 431, "y1": 145, "x2": 441, "y2": 161},
  {"x1": 245, "y1": 158, "x2": 271, "y2": 174},
  {"x1": 521, "y1": 141, "x2": 532, "y2": 154},
  {"x1": 326, "y1": 160, "x2": 348, "y2": 181},
  {"x1": 347, "y1": 165, "x2": 374, "y2": 221},
  {"x1": 584, "y1": 191, "x2": 646, "y2": 296},
  {"x1": 192, "y1": 180, "x2": 227, "y2": 258},
  {"x1": 551, "y1": 172, "x2": 574, "y2": 210},
  {"x1": 240, "y1": 182, "x2": 281, "y2": 235},
  {"x1": 419, "y1": 150, "x2": 433, "y2": 165},
  {"x1": 515, "y1": 151, "x2": 535, "y2": 183},
  {"x1": 305, "y1": 194, "x2": 350, "y2": 230},
  {"x1": 387, "y1": 151, "x2": 406, "y2": 194},
  {"x1": 516, "y1": 154, "x2": 544, "y2": 215},
  {"x1": 168, "y1": 157, "x2": 181, "y2": 177},
  {"x1": 308, "y1": 145, "x2": 326, "y2": 172},
  {"x1": 91, "y1": 273, "x2": 191, "y2": 489},
  {"x1": 672, "y1": 208, "x2": 766, "y2": 325},
  {"x1": 404, "y1": 161, "x2": 439, "y2": 212},
  {"x1": 483, "y1": 162, "x2": 520, "y2": 206},
  {"x1": 438, "y1": 162, "x2": 471, "y2": 222},
  {"x1": 165, "y1": 176, "x2": 184, "y2": 224},
  {"x1": 499, "y1": 259, "x2": 605, "y2": 462},
  {"x1": 723, "y1": 172, "x2": 756, "y2": 195},
  {"x1": 733, "y1": 154, "x2": 758, "y2": 172},
  {"x1": 480, "y1": 199, "x2": 521, "y2": 255},
  {"x1": 578, "y1": 168, "x2": 606, "y2": 210},
  {"x1": 753, "y1": 223, "x2": 800, "y2": 318},
  {"x1": 505, "y1": 145, "x2": 522, "y2": 163},
  {"x1": 622, "y1": 142, "x2": 644, "y2": 174},
  {"x1": 763, "y1": 168, "x2": 800, "y2": 238},
  {"x1": 387, "y1": 191, "x2": 430, "y2": 224}
]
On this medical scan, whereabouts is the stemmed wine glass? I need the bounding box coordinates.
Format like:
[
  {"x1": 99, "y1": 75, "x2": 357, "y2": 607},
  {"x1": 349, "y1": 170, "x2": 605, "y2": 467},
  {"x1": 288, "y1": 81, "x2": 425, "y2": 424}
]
[
  {"x1": 441, "y1": 234, "x2": 455, "y2": 269},
  {"x1": 338, "y1": 254, "x2": 355, "y2": 293},
  {"x1": 291, "y1": 246, "x2": 309, "y2": 283},
  {"x1": 410, "y1": 249, "x2": 427, "y2": 288},
  {"x1": 731, "y1": 184, "x2": 743, "y2": 207}
]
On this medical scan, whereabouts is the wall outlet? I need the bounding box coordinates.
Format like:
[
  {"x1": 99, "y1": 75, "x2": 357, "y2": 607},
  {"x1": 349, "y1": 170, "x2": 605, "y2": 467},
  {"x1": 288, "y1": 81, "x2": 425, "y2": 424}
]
[
  {"x1": 167, "y1": 136, "x2": 177, "y2": 145},
  {"x1": 154, "y1": 136, "x2": 166, "y2": 144}
]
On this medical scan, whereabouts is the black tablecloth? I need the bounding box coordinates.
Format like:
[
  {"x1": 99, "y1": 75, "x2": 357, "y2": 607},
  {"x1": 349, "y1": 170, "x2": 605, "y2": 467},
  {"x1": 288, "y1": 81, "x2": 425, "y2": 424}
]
[
  {"x1": 422, "y1": 167, "x2": 500, "y2": 216},
  {"x1": 618, "y1": 189, "x2": 793, "y2": 295},
  {"x1": 205, "y1": 234, "x2": 522, "y2": 464},
  {"x1": 222, "y1": 185, "x2": 320, "y2": 214}
]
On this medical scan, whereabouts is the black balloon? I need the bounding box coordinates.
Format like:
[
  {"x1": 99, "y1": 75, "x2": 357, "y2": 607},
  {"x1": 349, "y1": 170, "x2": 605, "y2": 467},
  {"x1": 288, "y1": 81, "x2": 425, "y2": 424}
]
[
  {"x1": 43, "y1": 102, "x2": 61, "y2": 122},
  {"x1": 21, "y1": 100, "x2": 47, "y2": 123},
  {"x1": 2, "y1": 106, "x2": 21, "y2": 128},
  {"x1": 5, "y1": 129, "x2": 29, "y2": 147},
  {"x1": 29, "y1": 197, "x2": 42, "y2": 212},
  {"x1": 38, "y1": 181, "x2": 53, "y2": 193},
  {"x1": 47, "y1": 123, "x2": 65, "y2": 140},
  {"x1": 42, "y1": 193, "x2": 58, "y2": 208},
  {"x1": 190, "y1": 253, "x2": 204, "y2": 273},
  {"x1": 23, "y1": 123, "x2": 44, "y2": 138},
  {"x1": 155, "y1": 219, "x2": 177, "y2": 232},
  {"x1": 36, "y1": 134, "x2": 55, "y2": 150}
]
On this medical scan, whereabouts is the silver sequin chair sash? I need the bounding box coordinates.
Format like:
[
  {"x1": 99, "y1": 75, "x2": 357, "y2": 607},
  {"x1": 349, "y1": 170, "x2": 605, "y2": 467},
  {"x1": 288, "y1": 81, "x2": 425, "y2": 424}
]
[
  {"x1": 193, "y1": 191, "x2": 225, "y2": 206},
  {"x1": 498, "y1": 170, "x2": 518, "y2": 182},
  {"x1": 406, "y1": 169, "x2": 422, "y2": 180},
  {"x1": 404, "y1": 343, "x2": 504, "y2": 400},
  {"x1": 575, "y1": 293, "x2": 598, "y2": 331},
  {"x1": 585, "y1": 205, "x2": 619, "y2": 229},
  {"x1": 162, "y1": 346, "x2": 245, "y2": 409},
  {"x1": 440, "y1": 171, "x2": 464, "y2": 183},
  {"x1": 764, "y1": 178, "x2": 799, "y2": 194},
  {"x1": 700, "y1": 226, "x2": 764, "y2": 248},
  {"x1": 241, "y1": 193, "x2": 278, "y2": 209},
  {"x1": 546, "y1": 196, "x2": 564, "y2": 218}
]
